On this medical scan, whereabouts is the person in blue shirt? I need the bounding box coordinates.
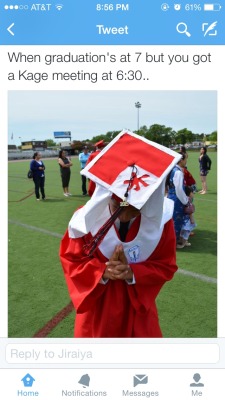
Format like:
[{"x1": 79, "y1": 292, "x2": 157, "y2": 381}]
[
  {"x1": 78, "y1": 146, "x2": 90, "y2": 195},
  {"x1": 30, "y1": 152, "x2": 46, "y2": 201}
]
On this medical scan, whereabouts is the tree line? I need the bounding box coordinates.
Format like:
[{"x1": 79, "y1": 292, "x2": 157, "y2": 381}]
[{"x1": 45, "y1": 125, "x2": 217, "y2": 150}]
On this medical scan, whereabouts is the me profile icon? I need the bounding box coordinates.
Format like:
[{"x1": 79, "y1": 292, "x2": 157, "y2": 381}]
[
  {"x1": 190, "y1": 373, "x2": 204, "y2": 387},
  {"x1": 21, "y1": 373, "x2": 35, "y2": 387}
]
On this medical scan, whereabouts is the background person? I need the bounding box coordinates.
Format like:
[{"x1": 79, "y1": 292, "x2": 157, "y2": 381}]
[
  {"x1": 180, "y1": 186, "x2": 196, "y2": 246},
  {"x1": 180, "y1": 145, "x2": 187, "y2": 154},
  {"x1": 167, "y1": 152, "x2": 189, "y2": 249},
  {"x1": 58, "y1": 150, "x2": 73, "y2": 197},
  {"x1": 78, "y1": 146, "x2": 90, "y2": 195},
  {"x1": 86, "y1": 140, "x2": 105, "y2": 196},
  {"x1": 59, "y1": 130, "x2": 181, "y2": 338},
  {"x1": 180, "y1": 146, "x2": 197, "y2": 192},
  {"x1": 183, "y1": 166, "x2": 197, "y2": 193},
  {"x1": 198, "y1": 146, "x2": 212, "y2": 195},
  {"x1": 30, "y1": 152, "x2": 46, "y2": 201}
]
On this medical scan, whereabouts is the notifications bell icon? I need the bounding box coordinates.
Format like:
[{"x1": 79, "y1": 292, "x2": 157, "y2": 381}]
[{"x1": 78, "y1": 374, "x2": 90, "y2": 388}]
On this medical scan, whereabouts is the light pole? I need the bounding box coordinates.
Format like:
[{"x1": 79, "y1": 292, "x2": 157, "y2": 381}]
[{"x1": 135, "y1": 102, "x2": 141, "y2": 132}]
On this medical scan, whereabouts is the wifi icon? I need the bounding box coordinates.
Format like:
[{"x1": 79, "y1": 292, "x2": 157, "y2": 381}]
[{"x1": 56, "y1": 4, "x2": 63, "y2": 11}]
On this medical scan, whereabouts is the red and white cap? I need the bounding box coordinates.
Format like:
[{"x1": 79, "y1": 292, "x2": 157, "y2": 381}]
[
  {"x1": 69, "y1": 130, "x2": 181, "y2": 240},
  {"x1": 94, "y1": 140, "x2": 105, "y2": 148}
]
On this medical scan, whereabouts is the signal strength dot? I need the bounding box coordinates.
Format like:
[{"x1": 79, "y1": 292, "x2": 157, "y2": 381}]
[
  {"x1": 56, "y1": 4, "x2": 63, "y2": 11},
  {"x1": 4, "y1": 4, "x2": 19, "y2": 9}
]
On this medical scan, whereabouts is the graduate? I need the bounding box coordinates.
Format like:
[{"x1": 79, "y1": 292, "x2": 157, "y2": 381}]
[{"x1": 59, "y1": 130, "x2": 181, "y2": 338}]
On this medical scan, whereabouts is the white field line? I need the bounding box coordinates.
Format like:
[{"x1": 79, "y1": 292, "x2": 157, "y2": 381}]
[{"x1": 9, "y1": 220, "x2": 217, "y2": 285}]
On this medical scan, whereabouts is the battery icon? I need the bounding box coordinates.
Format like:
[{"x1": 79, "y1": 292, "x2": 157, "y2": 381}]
[{"x1": 204, "y1": 3, "x2": 222, "y2": 11}]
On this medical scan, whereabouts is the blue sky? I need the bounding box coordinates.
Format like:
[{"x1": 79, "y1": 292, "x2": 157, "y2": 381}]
[{"x1": 8, "y1": 90, "x2": 217, "y2": 145}]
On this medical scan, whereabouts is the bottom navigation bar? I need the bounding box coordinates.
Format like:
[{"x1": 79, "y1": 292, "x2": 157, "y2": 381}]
[{"x1": 0, "y1": 368, "x2": 224, "y2": 399}]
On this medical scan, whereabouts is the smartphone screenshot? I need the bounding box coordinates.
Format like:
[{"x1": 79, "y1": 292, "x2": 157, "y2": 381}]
[{"x1": 1, "y1": 1, "x2": 224, "y2": 399}]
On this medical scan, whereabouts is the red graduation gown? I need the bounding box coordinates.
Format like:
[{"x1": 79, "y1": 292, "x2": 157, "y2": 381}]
[{"x1": 59, "y1": 217, "x2": 177, "y2": 338}]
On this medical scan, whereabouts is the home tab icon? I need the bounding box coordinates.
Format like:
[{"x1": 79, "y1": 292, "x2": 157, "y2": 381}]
[{"x1": 21, "y1": 373, "x2": 35, "y2": 387}]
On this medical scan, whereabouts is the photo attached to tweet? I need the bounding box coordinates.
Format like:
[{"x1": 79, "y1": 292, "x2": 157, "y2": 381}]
[{"x1": 1, "y1": 1, "x2": 225, "y2": 399}]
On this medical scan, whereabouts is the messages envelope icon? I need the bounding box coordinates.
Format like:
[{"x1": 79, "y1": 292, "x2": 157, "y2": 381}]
[{"x1": 133, "y1": 374, "x2": 148, "y2": 387}]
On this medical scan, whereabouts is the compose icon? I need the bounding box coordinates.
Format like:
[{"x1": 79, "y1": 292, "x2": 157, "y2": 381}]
[{"x1": 202, "y1": 21, "x2": 218, "y2": 36}]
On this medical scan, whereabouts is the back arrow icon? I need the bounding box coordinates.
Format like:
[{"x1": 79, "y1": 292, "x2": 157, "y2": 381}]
[{"x1": 7, "y1": 23, "x2": 15, "y2": 36}]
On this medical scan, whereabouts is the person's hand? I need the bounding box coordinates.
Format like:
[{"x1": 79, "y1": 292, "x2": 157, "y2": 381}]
[
  {"x1": 108, "y1": 245, "x2": 120, "y2": 261},
  {"x1": 103, "y1": 245, "x2": 133, "y2": 281},
  {"x1": 103, "y1": 260, "x2": 133, "y2": 281},
  {"x1": 102, "y1": 263, "x2": 118, "y2": 280},
  {"x1": 116, "y1": 244, "x2": 128, "y2": 264},
  {"x1": 102, "y1": 246, "x2": 120, "y2": 279},
  {"x1": 108, "y1": 262, "x2": 133, "y2": 281},
  {"x1": 109, "y1": 244, "x2": 127, "y2": 263}
]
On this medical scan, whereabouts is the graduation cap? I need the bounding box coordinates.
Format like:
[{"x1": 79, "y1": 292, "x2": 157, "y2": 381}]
[
  {"x1": 69, "y1": 130, "x2": 182, "y2": 255},
  {"x1": 94, "y1": 140, "x2": 105, "y2": 148}
]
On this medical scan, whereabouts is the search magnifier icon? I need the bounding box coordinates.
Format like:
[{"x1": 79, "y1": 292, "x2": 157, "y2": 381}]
[{"x1": 176, "y1": 22, "x2": 191, "y2": 37}]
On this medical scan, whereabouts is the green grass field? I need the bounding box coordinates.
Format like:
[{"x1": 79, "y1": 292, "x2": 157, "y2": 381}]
[{"x1": 8, "y1": 151, "x2": 217, "y2": 338}]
